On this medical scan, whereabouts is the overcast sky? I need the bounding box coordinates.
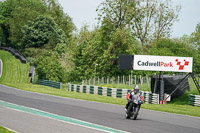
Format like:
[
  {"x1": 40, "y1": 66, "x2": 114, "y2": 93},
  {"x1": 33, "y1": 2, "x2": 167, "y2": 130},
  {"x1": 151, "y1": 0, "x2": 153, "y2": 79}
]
[{"x1": 58, "y1": 0, "x2": 200, "y2": 38}]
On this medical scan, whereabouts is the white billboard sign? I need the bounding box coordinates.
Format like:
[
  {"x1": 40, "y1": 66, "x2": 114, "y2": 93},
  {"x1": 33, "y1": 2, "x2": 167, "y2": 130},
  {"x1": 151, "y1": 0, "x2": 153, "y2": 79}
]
[{"x1": 133, "y1": 55, "x2": 193, "y2": 72}]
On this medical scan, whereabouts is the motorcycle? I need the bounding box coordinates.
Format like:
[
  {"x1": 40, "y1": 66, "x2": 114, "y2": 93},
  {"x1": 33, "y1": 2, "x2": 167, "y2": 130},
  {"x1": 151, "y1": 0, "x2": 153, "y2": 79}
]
[{"x1": 125, "y1": 92, "x2": 143, "y2": 120}]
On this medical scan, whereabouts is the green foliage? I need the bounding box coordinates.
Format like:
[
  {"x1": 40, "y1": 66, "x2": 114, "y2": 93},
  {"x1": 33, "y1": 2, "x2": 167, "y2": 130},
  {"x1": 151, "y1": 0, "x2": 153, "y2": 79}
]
[
  {"x1": 54, "y1": 43, "x2": 68, "y2": 55},
  {"x1": 191, "y1": 23, "x2": 200, "y2": 47},
  {"x1": 34, "y1": 52, "x2": 65, "y2": 82},
  {"x1": 71, "y1": 25, "x2": 141, "y2": 82},
  {"x1": 0, "y1": 1, "x2": 12, "y2": 46},
  {"x1": 6, "y1": 0, "x2": 48, "y2": 47},
  {"x1": 72, "y1": 26, "x2": 101, "y2": 81},
  {"x1": 146, "y1": 38, "x2": 200, "y2": 74},
  {"x1": 147, "y1": 39, "x2": 193, "y2": 56},
  {"x1": 96, "y1": 28, "x2": 140, "y2": 77},
  {"x1": 0, "y1": 0, "x2": 74, "y2": 49},
  {"x1": 20, "y1": 15, "x2": 67, "y2": 49},
  {"x1": 42, "y1": 0, "x2": 75, "y2": 38}
]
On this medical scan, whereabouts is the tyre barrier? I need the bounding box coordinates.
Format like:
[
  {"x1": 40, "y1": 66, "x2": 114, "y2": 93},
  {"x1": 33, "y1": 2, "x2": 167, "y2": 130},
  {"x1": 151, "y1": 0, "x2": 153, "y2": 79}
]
[
  {"x1": 68, "y1": 83, "x2": 159, "y2": 104},
  {"x1": 0, "y1": 47, "x2": 27, "y2": 64},
  {"x1": 36, "y1": 79, "x2": 62, "y2": 89},
  {"x1": 189, "y1": 94, "x2": 200, "y2": 107}
]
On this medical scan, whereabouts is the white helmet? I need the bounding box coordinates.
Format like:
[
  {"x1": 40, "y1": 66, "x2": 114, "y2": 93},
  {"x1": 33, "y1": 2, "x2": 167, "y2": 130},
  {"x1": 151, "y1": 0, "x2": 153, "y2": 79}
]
[
  {"x1": 134, "y1": 85, "x2": 139, "y2": 93},
  {"x1": 134, "y1": 85, "x2": 139, "y2": 90}
]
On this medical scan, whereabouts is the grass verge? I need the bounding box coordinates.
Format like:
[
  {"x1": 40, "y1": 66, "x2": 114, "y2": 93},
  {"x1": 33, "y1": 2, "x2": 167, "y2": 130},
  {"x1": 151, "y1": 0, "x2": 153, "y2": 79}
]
[
  {"x1": 0, "y1": 126, "x2": 15, "y2": 133},
  {"x1": 0, "y1": 50, "x2": 200, "y2": 117}
]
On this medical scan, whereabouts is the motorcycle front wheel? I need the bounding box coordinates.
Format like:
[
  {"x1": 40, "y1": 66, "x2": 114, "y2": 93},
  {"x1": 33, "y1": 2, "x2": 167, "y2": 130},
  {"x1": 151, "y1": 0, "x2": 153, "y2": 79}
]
[
  {"x1": 133, "y1": 107, "x2": 139, "y2": 120},
  {"x1": 125, "y1": 112, "x2": 130, "y2": 119},
  {"x1": 125, "y1": 102, "x2": 133, "y2": 119}
]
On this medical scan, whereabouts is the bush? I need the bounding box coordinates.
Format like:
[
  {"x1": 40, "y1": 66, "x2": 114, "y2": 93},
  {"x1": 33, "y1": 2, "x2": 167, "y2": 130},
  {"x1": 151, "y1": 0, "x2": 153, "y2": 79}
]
[{"x1": 34, "y1": 52, "x2": 65, "y2": 82}]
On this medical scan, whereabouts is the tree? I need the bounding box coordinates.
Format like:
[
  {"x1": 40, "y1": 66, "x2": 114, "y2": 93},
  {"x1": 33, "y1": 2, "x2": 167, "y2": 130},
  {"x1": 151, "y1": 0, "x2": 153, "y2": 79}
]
[
  {"x1": 42, "y1": 0, "x2": 75, "y2": 38},
  {"x1": 72, "y1": 25, "x2": 140, "y2": 81},
  {"x1": 0, "y1": 0, "x2": 13, "y2": 46},
  {"x1": 0, "y1": 0, "x2": 74, "y2": 49},
  {"x1": 6, "y1": 0, "x2": 48, "y2": 48},
  {"x1": 96, "y1": 28, "x2": 140, "y2": 77},
  {"x1": 153, "y1": 0, "x2": 180, "y2": 40},
  {"x1": 190, "y1": 23, "x2": 200, "y2": 48},
  {"x1": 146, "y1": 38, "x2": 200, "y2": 73},
  {"x1": 97, "y1": 0, "x2": 180, "y2": 47},
  {"x1": 73, "y1": 26, "x2": 102, "y2": 80},
  {"x1": 97, "y1": 0, "x2": 135, "y2": 29},
  {"x1": 20, "y1": 15, "x2": 67, "y2": 49}
]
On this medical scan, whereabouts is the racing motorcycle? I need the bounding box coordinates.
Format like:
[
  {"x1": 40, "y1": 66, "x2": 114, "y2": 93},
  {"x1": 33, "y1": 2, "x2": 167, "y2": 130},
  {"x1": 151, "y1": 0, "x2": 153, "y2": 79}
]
[{"x1": 125, "y1": 93, "x2": 144, "y2": 120}]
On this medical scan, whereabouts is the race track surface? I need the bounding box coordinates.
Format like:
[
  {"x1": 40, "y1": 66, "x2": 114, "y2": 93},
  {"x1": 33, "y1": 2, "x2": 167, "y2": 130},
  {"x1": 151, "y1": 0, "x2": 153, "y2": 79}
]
[{"x1": 0, "y1": 85, "x2": 200, "y2": 133}]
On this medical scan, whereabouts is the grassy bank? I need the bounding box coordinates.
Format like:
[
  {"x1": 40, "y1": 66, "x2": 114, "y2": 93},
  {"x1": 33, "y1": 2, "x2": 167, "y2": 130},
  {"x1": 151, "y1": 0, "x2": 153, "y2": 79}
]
[
  {"x1": 0, "y1": 50, "x2": 200, "y2": 117},
  {"x1": 0, "y1": 50, "x2": 29, "y2": 84}
]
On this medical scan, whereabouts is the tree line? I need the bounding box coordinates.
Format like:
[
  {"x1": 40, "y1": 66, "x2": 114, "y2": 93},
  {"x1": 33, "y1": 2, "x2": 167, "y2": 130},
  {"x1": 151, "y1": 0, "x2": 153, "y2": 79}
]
[{"x1": 0, "y1": 0, "x2": 200, "y2": 83}]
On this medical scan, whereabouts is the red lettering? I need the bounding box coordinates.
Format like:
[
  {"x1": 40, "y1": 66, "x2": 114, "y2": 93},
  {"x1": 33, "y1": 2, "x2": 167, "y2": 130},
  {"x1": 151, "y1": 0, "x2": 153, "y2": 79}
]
[
  {"x1": 170, "y1": 62, "x2": 173, "y2": 67},
  {"x1": 161, "y1": 62, "x2": 164, "y2": 66}
]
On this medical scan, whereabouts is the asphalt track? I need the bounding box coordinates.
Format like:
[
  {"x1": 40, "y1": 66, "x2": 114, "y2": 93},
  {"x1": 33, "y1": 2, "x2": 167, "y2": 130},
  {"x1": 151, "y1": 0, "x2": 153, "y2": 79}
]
[{"x1": 0, "y1": 85, "x2": 200, "y2": 133}]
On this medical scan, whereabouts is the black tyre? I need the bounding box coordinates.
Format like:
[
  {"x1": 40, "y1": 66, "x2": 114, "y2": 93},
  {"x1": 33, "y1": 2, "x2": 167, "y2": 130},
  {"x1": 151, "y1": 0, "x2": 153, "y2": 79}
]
[
  {"x1": 125, "y1": 112, "x2": 130, "y2": 119},
  {"x1": 133, "y1": 107, "x2": 138, "y2": 120},
  {"x1": 126, "y1": 102, "x2": 133, "y2": 119}
]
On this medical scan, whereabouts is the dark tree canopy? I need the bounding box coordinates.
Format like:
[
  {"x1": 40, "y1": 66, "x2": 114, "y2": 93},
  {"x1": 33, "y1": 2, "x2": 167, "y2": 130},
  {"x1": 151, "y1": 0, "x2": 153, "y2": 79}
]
[{"x1": 21, "y1": 16, "x2": 67, "y2": 48}]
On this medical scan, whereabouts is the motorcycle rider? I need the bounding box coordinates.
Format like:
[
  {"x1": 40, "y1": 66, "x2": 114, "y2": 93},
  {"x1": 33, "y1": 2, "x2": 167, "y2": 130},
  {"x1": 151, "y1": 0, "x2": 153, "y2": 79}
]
[{"x1": 125, "y1": 84, "x2": 144, "y2": 112}]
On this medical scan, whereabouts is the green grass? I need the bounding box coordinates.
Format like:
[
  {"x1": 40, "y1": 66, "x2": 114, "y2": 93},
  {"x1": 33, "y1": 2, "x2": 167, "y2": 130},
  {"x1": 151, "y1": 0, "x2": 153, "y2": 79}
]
[
  {"x1": 0, "y1": 50, "x2": 30, "y2": 84},
  {"x1": 0, "y1": 50, "x2": 200, "y2": 117},
  {"x1": 0, "y1": 126, "x2": 15, "y2": 133}
]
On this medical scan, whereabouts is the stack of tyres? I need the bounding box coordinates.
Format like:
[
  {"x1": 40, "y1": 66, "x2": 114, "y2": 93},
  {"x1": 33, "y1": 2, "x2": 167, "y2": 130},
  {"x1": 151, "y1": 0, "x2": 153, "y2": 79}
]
[
  {"x1": 117, "y1": 89, "x2": 122, "y2": 98},
  {"x1": 71, "y1": 85, "x2": 74, "y2": 92},
  {"x1": 90, "y1": 86, "x2": 94, "y2": 94},
  {"x1": 76, "y1": 85, "x2": 80, "y2": 92},
  {"x1": 83, "y1": 86, "x2": 87, "y2": 93},
  {"x1": 189, "y1": 94, "x2": 200, "y2": 107},
  {"x1": 98, "y1": 87, "x2": 103, "y2": 95},
  {"x1": 144, "y1": 92, "x2": 150, "y2": 103},
  {"x1": 107, "y1": 88, "x2": 112, "y2": 97}
]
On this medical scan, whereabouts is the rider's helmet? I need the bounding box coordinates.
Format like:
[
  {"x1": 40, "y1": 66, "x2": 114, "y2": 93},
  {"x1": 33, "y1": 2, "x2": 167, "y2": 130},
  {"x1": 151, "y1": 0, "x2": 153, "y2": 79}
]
[{"x1": 133, "y1": 85, "x2": 139, "y2": 94}]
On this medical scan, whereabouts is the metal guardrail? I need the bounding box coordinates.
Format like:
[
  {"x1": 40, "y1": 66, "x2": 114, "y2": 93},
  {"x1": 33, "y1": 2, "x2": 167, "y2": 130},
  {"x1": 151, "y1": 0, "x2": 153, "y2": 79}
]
[
  {"x1": 189, "y1": 94, "x2": 200, "y2": 107},
  {"x1": 68, "y1": 83, "x2": 159, "y2": 104},
  {"x1": 0, "y1": 59, "x2": 2, "y2": 78},
  {"x1": 36, "y1": 79, "x2": 62, "y2": 89},
  {"x1": 29, "y1": 66, "x2": 35, "y2": 83}
]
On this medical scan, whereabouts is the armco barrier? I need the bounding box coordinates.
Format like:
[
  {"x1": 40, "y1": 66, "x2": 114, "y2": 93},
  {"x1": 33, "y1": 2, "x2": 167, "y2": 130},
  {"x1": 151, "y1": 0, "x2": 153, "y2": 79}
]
[
  {"x1": 0, "y1": 59, "x2": 2, "y2": 78},
  {"x1": 0, "y1": 47, "x2": 26, "y2": 64},
  {"x1": 36, "y1": 79, "x2": 62, "y2": 89},
  {"x1": 189, "y1": 94, "x2": 200, "y2": 107},
  {"x1": 68, "y1": 83, "x2": 159, "y2": 104}
]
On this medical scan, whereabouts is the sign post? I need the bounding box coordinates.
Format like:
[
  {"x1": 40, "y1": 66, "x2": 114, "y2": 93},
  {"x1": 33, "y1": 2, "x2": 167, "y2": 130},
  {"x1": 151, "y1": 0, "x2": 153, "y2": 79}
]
[
  {"x1": 119, "y1": 54, "x2": 199, "y2": 104},
  {"x1": 133, "y1": 55, "x2": 193, "y2": 104}
]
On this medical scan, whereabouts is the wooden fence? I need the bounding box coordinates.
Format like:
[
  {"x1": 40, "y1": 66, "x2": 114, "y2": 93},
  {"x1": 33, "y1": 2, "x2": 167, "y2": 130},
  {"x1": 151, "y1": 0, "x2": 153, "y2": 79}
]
[{"x1": 82, "y1": 75, "x2": 151, "y2": 86}]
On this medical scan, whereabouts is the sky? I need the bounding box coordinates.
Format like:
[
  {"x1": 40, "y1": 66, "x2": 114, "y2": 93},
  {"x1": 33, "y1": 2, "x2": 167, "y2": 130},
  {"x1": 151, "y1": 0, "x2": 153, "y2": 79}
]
[{"x1": 58, "y1": 0, "x2": 200, "y2": 38}]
